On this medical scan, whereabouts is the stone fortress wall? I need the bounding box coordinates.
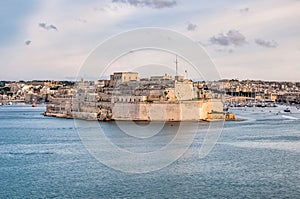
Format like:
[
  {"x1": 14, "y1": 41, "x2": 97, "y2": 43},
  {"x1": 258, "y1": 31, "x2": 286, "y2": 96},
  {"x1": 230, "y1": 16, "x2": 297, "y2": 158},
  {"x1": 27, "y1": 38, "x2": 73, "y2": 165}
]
[{"x1": 45, "y1": 72, "x2": 225, "y2": 121}]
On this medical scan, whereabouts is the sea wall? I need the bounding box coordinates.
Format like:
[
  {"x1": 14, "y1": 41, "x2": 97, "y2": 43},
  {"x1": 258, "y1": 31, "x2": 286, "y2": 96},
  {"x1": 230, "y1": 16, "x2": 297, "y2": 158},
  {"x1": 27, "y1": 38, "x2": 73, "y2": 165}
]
[
  {"x1": 45, "y1": 99, "x2": 224, "y2": 121},
  {"x1": 72, "y1": 111, "x2": 98, "y2": 120},
  {"x1": 112, "y1": 99, "x2": 223, "y2": 121}
]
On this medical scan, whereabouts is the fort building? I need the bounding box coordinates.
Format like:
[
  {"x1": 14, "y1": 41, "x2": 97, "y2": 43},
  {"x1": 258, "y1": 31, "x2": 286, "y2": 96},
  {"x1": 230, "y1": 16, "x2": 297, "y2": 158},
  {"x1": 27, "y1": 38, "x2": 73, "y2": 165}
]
[{"x1": 45, "y1": 72, "x2": 225, "y2": 121}]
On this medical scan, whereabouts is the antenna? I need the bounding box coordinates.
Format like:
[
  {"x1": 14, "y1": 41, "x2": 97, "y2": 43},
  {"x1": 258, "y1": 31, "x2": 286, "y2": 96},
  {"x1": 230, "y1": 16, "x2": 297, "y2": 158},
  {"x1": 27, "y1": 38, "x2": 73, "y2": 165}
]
[{"x1": 174, "y1": 55, "x2": 179, "y2": 76}]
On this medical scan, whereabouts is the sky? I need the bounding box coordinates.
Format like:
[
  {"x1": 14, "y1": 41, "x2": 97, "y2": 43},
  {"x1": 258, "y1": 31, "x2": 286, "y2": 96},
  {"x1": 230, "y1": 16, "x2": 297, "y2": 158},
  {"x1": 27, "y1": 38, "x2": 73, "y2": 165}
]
[{"x1": 0, "y1": 0, "x2": 299, "y2": 81}]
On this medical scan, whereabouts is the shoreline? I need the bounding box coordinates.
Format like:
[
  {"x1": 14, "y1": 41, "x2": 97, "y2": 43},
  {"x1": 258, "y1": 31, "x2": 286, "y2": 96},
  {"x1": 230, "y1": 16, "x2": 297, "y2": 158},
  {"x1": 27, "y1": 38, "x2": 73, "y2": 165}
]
[
  {"x1": 3, "y1": 102, "x2": 298, "y2": 123},
  {"x1": 43, "y1": 111, "x2": 243, "y2": 122}
]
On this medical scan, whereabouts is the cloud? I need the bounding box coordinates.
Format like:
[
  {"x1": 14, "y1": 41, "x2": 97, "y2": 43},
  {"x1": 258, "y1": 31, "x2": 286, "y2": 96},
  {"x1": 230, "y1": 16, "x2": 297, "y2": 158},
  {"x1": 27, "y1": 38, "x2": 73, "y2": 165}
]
[
  {"x1": 210, "y1": 29, "x2": 247, "y2": 46},
  {"x1": 38, "y1": 22, "x2": 58, "y2": 31},
  {"x1": 25, "y1": 40, "x2": 32, "y2": 45},
  {"x1": 112, "y1": 0, "x2": 177, "y2": 9},
  {"x1": 94, "y1": 4, "x2": 119, "y2": 12},
  {"x1": 1, "y1": 0, "x2": 299, "y2": 81},
  {"x1": 240, "y1": 7, "x2": 249, "y2": 13},
  {"x1": 254, "y1": 38, "x2": 278, "y2": 48},
  {"x1": 215, "y1": 48, "x2": 234, "y2": 53},
  {"x1": 75, "y1": 18, "x2": 87, "y2": 23},
  {"x1": 187, "y1": 23, "x2": 197, "y2": 31},
  {"x1": 48, "y1": 24, "x2": 58, "y2": 30},
  {"x1": 38, "y1": 22, "x2": 47, "y2": 29}
]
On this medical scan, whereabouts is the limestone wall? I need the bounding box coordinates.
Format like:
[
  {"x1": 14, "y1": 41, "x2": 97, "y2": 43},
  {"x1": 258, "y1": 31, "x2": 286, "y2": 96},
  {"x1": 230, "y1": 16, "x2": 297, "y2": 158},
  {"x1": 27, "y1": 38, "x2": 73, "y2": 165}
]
[
  {"x1": 111, "y1": 100, "x2": 223, "y2": 121},
  {"x1": 72, "y1": 111, "x2": 97, "y2": 120},
  {"x1": 46, "y1": 98, "x2": 224, "y2": 121},
  {"x1": 175, "y1": 81, "x2": 194, "y2": 100}
]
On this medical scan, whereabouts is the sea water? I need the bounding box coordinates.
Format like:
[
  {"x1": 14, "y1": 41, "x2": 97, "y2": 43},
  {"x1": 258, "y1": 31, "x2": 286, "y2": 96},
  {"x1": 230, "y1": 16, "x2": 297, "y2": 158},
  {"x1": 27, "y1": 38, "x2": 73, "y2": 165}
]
[{"x1": 0, "y1": 105, "x2": 299, "y2": 198}]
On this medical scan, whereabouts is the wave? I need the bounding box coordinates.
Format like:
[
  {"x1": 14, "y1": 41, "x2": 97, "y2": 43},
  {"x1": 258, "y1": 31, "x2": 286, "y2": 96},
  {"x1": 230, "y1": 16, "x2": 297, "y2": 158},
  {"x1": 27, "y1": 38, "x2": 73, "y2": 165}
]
[
  {"x1": 237, "y1": 135, "x2": 300, "y2": 141},
  {"x1": 4, "y1": 151, "x2": 54, "y2": 156},
  {"x1": 281, "y1": 115, "x2": 299, "y2": 120},
  {"x1": 221, "y1": 141, "x2": 300, "y2": 153}
]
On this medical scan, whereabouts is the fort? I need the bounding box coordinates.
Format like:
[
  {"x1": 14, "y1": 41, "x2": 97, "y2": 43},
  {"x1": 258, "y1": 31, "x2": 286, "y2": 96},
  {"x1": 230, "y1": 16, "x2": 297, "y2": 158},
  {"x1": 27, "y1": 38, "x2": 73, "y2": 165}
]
[{"x1": 44, "y1": 72, "x2": 225, "y2": 121}]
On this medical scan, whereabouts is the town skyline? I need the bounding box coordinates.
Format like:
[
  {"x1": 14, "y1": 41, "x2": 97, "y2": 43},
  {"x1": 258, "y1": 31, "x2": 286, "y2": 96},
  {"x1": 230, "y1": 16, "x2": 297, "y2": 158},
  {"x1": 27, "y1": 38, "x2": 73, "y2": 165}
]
[
  {"x1": 1, "y1": 72, "x2": 299, "y2": 111},
  {"x1": 1, "y1": 76, "x2": 300, "y2": 83},
  {"x1": 1, "y1": 0, "x2": 299, "y2": 81},
  {"x1": 1, "y1": 72, "x2": 300, "y2": 82}
]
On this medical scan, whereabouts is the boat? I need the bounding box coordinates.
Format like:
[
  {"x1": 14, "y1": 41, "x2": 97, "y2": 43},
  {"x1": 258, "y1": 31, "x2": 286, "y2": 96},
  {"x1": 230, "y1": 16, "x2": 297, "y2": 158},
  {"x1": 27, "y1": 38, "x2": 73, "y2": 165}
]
[
  {"x1": 223, "y1": 107, "x2": 229, "y2": 112},
  {"x1": 32, "y1": 103, "x2": 37, "y2": 107},
  {"x1": 284, "y1": 108, "x2": 291, "y2": 113}
]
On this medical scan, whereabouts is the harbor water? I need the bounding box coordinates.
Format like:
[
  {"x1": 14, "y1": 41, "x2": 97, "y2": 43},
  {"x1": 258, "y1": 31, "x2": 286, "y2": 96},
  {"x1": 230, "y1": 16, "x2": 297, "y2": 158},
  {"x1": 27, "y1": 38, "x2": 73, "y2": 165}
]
[{"x1": 0, "y1": 105, "x2": 299, "y2": 198}]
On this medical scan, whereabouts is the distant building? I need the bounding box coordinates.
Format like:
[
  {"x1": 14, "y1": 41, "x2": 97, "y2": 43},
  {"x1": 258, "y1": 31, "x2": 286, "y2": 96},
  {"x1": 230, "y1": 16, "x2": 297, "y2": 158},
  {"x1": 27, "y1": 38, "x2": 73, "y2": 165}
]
[{"x1": 109, "y1": 72, "x2": 139, "y2": 87}]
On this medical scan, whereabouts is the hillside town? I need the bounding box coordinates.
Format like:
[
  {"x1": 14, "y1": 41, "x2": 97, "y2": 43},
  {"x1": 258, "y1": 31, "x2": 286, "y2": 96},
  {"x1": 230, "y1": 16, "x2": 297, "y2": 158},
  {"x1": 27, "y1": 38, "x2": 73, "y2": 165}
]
[
  {"x1": 1, "y1": 78, "x2": 299, "y2": 105},
  {"x1": 0, "y1": 80, "x2": 75, "y2": 106},
  {"x1": 207, "y1": 79, "x2": 300, "y2": 107},
  {"x1": 1, "y1": 77, "x2": 299, "y2": 120}
]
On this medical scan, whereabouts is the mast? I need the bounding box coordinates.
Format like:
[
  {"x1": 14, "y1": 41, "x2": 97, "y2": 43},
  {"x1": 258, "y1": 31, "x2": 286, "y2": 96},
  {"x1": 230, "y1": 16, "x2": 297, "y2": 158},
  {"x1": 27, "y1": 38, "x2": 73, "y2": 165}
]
[{"x1": 174, "y1": 55, "x2": 179, "y2": 77}]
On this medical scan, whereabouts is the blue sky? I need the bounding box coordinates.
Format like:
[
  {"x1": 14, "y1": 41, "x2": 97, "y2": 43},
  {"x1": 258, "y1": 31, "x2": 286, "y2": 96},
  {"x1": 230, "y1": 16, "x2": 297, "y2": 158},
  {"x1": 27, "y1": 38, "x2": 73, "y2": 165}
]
[
  {"x1": 0, "y1": 0, "x2": 38, "y2": 45},
  {"x1": 0, "y1": 0, "x2": 299, "y2": 81}
]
